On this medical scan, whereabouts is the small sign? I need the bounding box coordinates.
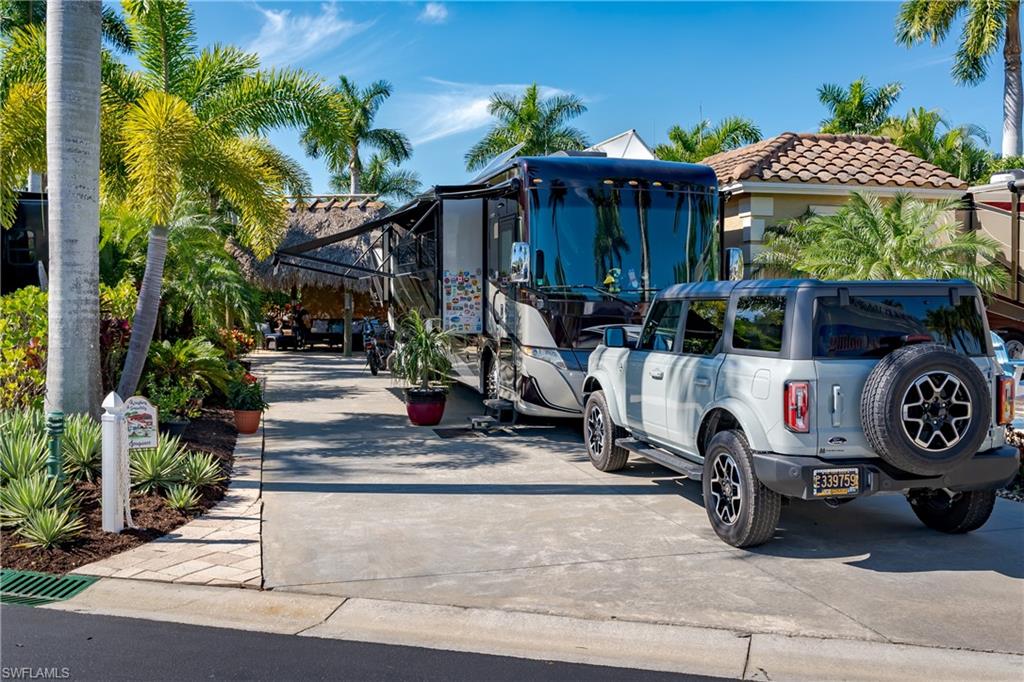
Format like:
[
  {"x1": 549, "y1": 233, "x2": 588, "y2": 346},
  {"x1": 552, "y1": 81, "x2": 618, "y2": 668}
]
[{"x1": 124, "y1": 396, "x2": 158, "y2": 449}]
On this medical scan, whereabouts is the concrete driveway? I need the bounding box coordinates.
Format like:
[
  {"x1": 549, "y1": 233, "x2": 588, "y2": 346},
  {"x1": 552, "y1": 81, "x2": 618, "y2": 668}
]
[{"x1": 259, "y1": 353, "x2": 1024, "y2": 656}]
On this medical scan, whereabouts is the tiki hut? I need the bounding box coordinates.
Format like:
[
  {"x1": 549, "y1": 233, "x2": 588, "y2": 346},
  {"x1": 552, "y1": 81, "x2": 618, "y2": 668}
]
[{"x1": 230, "y1": 196, "x2": 387, "y2": 319}]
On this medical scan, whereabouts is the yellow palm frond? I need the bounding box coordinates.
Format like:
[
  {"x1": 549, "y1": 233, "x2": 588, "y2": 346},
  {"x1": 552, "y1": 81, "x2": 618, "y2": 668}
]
[{"x1": 0, "y1": 81, "x2": 46, "y2": 228}]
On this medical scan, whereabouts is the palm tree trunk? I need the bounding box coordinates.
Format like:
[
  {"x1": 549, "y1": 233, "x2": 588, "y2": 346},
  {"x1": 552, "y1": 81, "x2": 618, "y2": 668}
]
[
  {"x1": 1004, "y1": 2, "x2": 1022, "y2": 157},
  {"x1": 117, "y1": 225, "x2": 169, "y2": 397},
  {"x1": 349, "y1": 145, "x2": 361, "y2": 195},
  {"x1": 45, "y1": 0, "x2": 102, "y2": 417}
]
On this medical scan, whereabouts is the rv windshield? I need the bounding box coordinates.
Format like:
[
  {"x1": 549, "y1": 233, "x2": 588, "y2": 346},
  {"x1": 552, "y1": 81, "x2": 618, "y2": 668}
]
[{"x1": 528, "y1": 183, "x2": 717, "y2": 299}]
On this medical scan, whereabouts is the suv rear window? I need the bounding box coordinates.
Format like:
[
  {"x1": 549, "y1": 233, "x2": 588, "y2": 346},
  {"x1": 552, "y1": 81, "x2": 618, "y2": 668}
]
[
  {"x1": 733, "y1": 295, "x2": 786, "y2": 352},
  {"x1": 814, "y1": 294, "x2": 987, "y2": 358}
]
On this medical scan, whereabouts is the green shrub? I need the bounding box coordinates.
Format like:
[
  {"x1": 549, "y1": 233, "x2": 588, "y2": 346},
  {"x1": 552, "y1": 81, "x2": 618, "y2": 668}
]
[
  {"x1": 0, "y1": 473, "x2": 75, "y2": 528},
  {"x1": 14, "y1": 506, "x2": 85, "y2": 548},
  {"x1": 181, "y1": 452, "x2": 224, "y2": 488},
  {"x1": 144, "y1": 338, "x2": 230, "y2": 396},
  {"x1": 0, "y1": 287, "x2": 47, "y2": 411},
  {"x1": 164, "y1": 483, "x2": 200, "y2": 512},
  {"x1": 62, "y1": 414, "x2": 102, "y2": 482},
  {"x1": 130, "y1": 436, "x2": 186, "y2": 494},
  {"x1": 99, "y1": 276, "x2": 139, "y2": 320},
  {"x1": 225, "y1": 378, "x2": 267, "y2": 411},
  {"x1": 145, "y1": 376, "x2": 203, "y2": 421},
  {"x1": 0, "y1": 430, "x2": 47, "y2": 484}
]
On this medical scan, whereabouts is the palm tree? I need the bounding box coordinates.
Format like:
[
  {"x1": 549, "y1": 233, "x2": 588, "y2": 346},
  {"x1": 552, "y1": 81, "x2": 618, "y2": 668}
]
[
  {"x1": 302, "y1": 77, "x2": 410, "y2": 195},
  {"x1": 755, "y1": 192, "x2": 1008, "y2": 292},
  {"x1": 44, "y1": 1, "x2": 102, "y2": 417},
  {"x1": 654, "y1": 117, "x2": 762, "y2": 162},
  {"x1": 330, "y1": 153, "x2": 421, "y2": 207},
  {"x1": 0, "y1": 0, "x2": 132, "y2": 51},
  {"x1": 897, "y1": 0, "x2": 1021, "y2": 156},
  {"x1": 465, "y1": 83, "x2": 588, "y2": 171},
  {"x1": 879, "y1": 108, "x2": 992, "y2": 183},
  {"x1": 817, "y1": 77, "x2": 902, "y2": 134}
]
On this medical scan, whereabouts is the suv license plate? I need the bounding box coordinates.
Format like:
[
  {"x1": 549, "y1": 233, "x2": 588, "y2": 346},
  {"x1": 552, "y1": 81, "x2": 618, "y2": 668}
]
[{"x1": 812, "y1": 467, "x2": 860, "y2": 497}]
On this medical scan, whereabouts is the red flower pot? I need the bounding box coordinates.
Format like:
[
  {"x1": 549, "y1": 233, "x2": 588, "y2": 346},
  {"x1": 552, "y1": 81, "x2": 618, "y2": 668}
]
[
  {"x1": 233, "y1": 409, "x2": 263, "y2": 434},
  {"x1": 405, "y1": 389, "x2": 447, "y2": 426}
]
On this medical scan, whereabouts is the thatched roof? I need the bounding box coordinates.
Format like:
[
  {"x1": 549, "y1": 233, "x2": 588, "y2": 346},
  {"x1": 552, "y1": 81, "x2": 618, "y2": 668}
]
[{"x1": 230, "y1": 196, "x2": 387, "y2": 292}]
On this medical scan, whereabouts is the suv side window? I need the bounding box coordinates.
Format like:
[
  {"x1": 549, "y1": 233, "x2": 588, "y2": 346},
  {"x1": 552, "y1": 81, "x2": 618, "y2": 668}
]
[
  {"x1": 681, "y1": 299, "x2": 727, "y2": 356},
  {"x1": 733, "y1": 295, "x2": 786, "y2": 352},
  {"x1": 639, "y1": 300, "x2": 682, "y2": 351}
]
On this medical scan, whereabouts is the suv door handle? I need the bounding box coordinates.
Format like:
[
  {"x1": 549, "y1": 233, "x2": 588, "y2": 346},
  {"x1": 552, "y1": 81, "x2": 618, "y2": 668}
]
[
  {"x1": 649, "y1": 369, "x2": 664, "y2": 380},
  {"x1": 695, "y1": 377, "x2": 711, "y2": 388}
]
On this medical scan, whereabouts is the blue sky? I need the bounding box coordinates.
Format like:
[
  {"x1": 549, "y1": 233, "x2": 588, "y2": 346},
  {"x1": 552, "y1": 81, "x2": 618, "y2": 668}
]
[{"x1": 190, "y1": 1, "x2": 997, "y2": 194}]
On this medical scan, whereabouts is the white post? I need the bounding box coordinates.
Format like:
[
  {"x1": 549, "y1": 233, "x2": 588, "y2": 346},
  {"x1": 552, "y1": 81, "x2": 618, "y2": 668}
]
[{"x1": 101, "y1": 392, "x2": 125, "y2": 533}]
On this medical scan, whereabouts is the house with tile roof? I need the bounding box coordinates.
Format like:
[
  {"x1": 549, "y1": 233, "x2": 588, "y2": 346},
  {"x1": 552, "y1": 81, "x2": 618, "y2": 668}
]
[{"x1": 700, "y1": 132, "x2": 968, "y2": 275}]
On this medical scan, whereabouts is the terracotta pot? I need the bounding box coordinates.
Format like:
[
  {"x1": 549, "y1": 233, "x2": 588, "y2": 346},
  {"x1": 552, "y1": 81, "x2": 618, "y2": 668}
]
[
  {"x1": 405, "y1": 389, "x2": 446, "y2": 426},
  {"x1": 233, "y1": 409, "x2": 263, "y2": 434}
]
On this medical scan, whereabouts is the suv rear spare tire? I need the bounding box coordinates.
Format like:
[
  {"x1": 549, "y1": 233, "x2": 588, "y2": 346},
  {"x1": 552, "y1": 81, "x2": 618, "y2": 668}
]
[{"x1": 861, "y1": 343, "x2": 991, "y2": 476}]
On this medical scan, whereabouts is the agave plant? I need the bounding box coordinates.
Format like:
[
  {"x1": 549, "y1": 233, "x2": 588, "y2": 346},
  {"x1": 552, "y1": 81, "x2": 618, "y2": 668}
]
[
  {"x1": 61, "y1": 413, "x2": 102, "y2": 482},
  {"x1": 0, "y1": 473, "x2": 75, "y2": 528},
  {"x1": 181, "y1": 452, "x2": 224, "y2": 488},
  {"x1": 0, "y1": 429, "x2": 47, "y2": 484},
  {"x1": 164, "y1": 483, "x2": 200, "y2": 512},
  {"x1": 0, "y1": 409, "x2": 44, "y2": 441},
  {"x1": 130, "y1": 436, "x2": 186, "y2": 494},
  {"x1": 15, "y1": 506, "x2": 85, "y2": 549}
]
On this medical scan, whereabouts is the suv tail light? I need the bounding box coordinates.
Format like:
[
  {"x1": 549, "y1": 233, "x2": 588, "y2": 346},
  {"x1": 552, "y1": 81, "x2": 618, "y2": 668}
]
[
  {"x1": 997, "y1": 376, "x2": 1015, "y2": 426},
  {"x1": 784, "y1": 381, "x2": 811, "y2": 433}
]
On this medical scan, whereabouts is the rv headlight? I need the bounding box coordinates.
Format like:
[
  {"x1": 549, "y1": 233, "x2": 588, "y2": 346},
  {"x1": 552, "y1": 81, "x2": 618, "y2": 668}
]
[{"x1": 521, "y1": 346, "x2": 568, "y2": 370}]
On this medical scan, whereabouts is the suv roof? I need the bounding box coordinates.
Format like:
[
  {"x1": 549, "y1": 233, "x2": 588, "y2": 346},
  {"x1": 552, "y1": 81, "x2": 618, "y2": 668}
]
[{"x1": 659, "y1": 278, "x2": 979, "y2": 300}]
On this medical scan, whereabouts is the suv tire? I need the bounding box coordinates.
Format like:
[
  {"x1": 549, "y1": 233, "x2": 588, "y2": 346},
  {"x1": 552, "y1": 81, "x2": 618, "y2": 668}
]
[
  {"x1": 702, "y1": 430, "x2": 781, "y2": 548},
  {"x1": 907, "y1": 488, "x2": 997, "y2": 533},
  {"x1": 861, "y1": 343, "x2": 991, "y2": 477},
  {"x1": 584, "y1": 391, "x2": 629, "y2": 472}
]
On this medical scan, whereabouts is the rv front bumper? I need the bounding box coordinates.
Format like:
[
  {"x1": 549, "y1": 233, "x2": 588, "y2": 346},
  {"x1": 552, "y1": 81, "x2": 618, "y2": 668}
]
[{"x1": 752, "y1": 446, "x2": 1020, "y2": 500}]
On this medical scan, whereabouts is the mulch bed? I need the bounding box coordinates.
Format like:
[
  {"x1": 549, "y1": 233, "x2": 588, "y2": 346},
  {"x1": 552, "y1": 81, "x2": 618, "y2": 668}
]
[{"x1": 0, "y1": 408, "x2": 237, "y2": 575}]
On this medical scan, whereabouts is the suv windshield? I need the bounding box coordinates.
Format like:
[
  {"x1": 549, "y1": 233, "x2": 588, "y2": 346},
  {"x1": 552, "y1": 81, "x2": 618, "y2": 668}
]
[
  {"x1": 814, "y1": 294, "x2": 987, "y2": 358},
  {"x1": 528, "y1": 182, "x2": 717, "y2": 299}
]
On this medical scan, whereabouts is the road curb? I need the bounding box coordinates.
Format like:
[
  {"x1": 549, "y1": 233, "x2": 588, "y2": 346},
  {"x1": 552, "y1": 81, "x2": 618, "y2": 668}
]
[{"x1": 43, "y1": 578, "x2": 1023, "y2": 681}]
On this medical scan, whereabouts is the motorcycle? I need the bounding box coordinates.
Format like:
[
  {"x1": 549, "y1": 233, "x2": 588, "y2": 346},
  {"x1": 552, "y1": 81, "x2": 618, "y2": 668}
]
[{"x1": 363, "y1": 318, "x2": 394, "y2": 376}]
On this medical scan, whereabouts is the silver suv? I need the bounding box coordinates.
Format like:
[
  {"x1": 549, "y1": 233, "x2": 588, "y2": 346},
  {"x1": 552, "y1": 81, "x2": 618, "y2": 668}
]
[{"x1": 582, "y1": 279, "x2": 1020, "y2": 547}]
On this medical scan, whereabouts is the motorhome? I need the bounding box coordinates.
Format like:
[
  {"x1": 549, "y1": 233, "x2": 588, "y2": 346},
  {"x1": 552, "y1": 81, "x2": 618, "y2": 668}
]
[{"x1": 326, "y1": 152, "x2": 723, "y2": 417}]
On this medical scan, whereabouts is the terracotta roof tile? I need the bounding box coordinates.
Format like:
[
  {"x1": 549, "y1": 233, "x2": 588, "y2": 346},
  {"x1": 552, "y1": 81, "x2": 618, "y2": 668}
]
[{"x1": 700, "y1": 132, "x2": 967, "y2": 190}]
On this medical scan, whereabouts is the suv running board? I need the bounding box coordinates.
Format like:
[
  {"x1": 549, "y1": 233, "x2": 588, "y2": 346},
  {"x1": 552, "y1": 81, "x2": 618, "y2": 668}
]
[{"x1": 617, "y1": 438, "x2": 703, "y2": 481}]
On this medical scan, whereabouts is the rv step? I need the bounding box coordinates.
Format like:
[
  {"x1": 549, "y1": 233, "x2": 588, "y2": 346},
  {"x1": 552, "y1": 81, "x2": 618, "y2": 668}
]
[
  {"x1": 616, "y1": 438, "x2": 703, "y2": 480},
  {"x1": 482, "y1": 399, "x2": 516, "y2": 424},
  {"x1": 469, "y1": 415, "x2": 499, "y2": 430}
]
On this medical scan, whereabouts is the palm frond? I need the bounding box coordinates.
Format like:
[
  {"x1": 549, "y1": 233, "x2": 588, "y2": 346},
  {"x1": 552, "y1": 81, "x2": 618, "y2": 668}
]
[
  {"x1": 0, "y1": 81, "x2": 45, "y2": 229},
  {"x1": 122, "y1": 0, "x2": 197, "y2": 95}
]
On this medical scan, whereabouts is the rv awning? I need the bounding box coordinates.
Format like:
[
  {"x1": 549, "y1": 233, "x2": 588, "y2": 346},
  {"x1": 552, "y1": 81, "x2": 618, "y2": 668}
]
[
  {"x1": 279, "y1": 198, "x2": 437, "y2": 256},
  {"x1": 435, "y1": 177, "x2": 520, "y2": 200}
]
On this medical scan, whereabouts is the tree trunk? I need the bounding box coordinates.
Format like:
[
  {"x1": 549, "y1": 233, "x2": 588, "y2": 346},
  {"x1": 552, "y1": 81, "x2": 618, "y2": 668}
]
[
  {"x1": 349, "y1": 145, "x2": 361, "y2": 195},
  {"x1": 1004, "y1": 2, "x2": 1022, "y2": 157},
  {"x1": 45, "y1": 1, "x2": 102, "y2": 417},
  {"x1": 117, "y1": 225, "x2": 169, "y2": 397}
]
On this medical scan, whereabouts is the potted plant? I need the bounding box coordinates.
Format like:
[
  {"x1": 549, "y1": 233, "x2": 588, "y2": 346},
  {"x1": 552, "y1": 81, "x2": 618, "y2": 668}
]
[
  {"x1": 227, "y1": 374, "x2": 267, "y2": 434},
  {"x1": 146, "y1": 377, "x2": 202, "y2": 437},
  {"x1": 391, "y1": 310, "x2": 452, "y2": 426}
]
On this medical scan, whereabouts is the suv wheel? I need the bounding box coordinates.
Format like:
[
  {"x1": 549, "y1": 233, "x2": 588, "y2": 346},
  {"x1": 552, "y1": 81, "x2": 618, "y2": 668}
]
[
  {"x1": 702, "y1": 430, "x2": 781, "y2": 548},
  {"x1": 907, "y1": 488, "x2": 997, "y2": 533},
  {"x1": 583, "y1": 391, "x2": 629, "y2": 472}
]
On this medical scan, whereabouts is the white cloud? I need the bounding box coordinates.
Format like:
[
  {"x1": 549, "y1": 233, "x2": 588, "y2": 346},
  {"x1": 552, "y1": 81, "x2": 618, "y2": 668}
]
[
  {"x1": 418, "y1": 2, "x2": 449, "y2": 24},
  {"x1": 248, "y1": 2, "x2": 371, "y2": 67},
  {"x1": 404, "y1": 78, "x2": 573, "y2": 146}
]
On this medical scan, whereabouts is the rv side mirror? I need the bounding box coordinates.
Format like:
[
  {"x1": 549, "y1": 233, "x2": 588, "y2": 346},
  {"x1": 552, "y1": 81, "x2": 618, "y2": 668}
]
[
  {"x1": 604, "y1": 327, "x2": 627, "y2": 348},
  {"x1": 726, "y1": 248, "x2": 745, "y2": 281},
  {"x1": 510, "y1": 242, "x2": 530, "y2": 283}
]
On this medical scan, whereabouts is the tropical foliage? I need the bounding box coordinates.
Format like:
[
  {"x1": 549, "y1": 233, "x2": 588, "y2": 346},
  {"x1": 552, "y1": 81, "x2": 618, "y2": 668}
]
[
  {"x1": 879, "y1": 108, "x2": 992, "y2": 184},
  {"x1": 465, "y1": 83, "x2": 588, "y2": 171},
  {"x1": 392, "y1": 310, "x2": 453, "y2": 390},
  {"x1": 0, "y1": 0, "x2": 133, "y2": 51},
  {"x1": 0, "y1": 286, "x2": 47, "y2": 410},
  {"x1": 303, "y1": 76, "x2": 411, "y2": 195},
  {"x1": 330, "y1": 152, "x2": 421, "y2": 207},
  {"x1": 61, "y1": 413, "x2": 102, "y2": 482},
  {"x1": 897, "y1": 0, "x2": 1022, "y2": 156},
  {"x1": 756, "y1": 192, "x2": 1009, "y2": 291},
  {"x1": 818, "y1": 77, "x2": 903, "y2": 134},
  {"x1": 654, "y1": 117, "x2": 762, "y2": 162}
]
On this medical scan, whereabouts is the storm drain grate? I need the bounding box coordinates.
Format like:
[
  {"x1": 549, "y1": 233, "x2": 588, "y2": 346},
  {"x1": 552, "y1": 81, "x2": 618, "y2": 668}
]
[{"x1": 0, "y1": 569, "x2": 97, "y2": 606}]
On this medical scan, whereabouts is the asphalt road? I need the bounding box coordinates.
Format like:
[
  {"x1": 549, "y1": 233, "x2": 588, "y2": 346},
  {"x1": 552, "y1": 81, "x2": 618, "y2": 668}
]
[{"x1": 1, "y1": 606, "x2": 731, "y2": 681}]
